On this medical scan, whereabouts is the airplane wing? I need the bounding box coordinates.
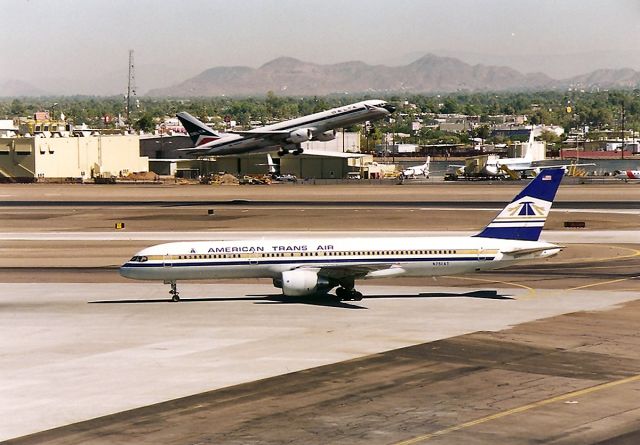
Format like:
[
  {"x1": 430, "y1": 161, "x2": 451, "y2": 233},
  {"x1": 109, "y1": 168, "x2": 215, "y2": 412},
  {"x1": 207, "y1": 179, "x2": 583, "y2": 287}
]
[
  {"x1": 176, "y1": 147, "x2": 215, "y2": 155},
  {"x1": 507, "y1": 162, "x2": 597, "y2": 172},
  {"x1": 229, "y1": 130, "x2": 291, "y2": 139},
  {"x1": 295, "y1": 263, "x2": 403, "y2": 281}
]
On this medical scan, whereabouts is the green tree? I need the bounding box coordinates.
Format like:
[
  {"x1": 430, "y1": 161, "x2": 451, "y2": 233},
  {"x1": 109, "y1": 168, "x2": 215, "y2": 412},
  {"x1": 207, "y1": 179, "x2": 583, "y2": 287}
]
[
  {"x1": 537, "y1": 130, "x2": 562, "y2": 145},
  {"x1": 9, "y1": 99, "x2": 25, "y2": 116},
  {"x1": 134, "y1": 113, "x2": 155, "y2": 132},
  {"x1": 474, "y1": 125, "x2": 491, "y2": 140}
]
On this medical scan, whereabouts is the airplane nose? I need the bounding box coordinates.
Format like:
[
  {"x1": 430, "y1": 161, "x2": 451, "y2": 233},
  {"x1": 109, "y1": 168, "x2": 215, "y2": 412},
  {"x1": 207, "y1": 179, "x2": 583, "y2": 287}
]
[{"x1": 119, "y1": 264, "x2": 135, "y2": 279}]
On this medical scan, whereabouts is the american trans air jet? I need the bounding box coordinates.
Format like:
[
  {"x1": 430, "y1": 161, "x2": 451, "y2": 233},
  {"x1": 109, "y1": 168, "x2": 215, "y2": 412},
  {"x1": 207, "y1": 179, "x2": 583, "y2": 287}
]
[
  {"x1": 120, "y1": 168, "x2": 564, "y2": 301},
  {"x1": 176, "y1": 100, "x2": 395, "y2": 156}
]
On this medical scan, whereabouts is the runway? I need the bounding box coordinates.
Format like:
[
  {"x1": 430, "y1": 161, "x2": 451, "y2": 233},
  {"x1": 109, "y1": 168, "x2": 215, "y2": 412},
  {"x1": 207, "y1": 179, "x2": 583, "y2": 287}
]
[{"x1": 2, "y1": 199, "x2": 640, "y2": 210}]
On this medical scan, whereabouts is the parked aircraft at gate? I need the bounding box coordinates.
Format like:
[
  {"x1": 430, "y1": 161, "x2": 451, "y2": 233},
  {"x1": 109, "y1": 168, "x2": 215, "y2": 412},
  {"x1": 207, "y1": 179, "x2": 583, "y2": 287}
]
[
  {"x1": 176, "y1": 100, "x2": 395, "y2": 157},
  {"x1": 402, "y1": 157, "x2": 430, "y2": 178},
  {"x1": 120, "y1": 169, "x2": 565, "y2": 302},
  {"x1": 616, "y1": 170, "x2": 640, "y2": 181}
]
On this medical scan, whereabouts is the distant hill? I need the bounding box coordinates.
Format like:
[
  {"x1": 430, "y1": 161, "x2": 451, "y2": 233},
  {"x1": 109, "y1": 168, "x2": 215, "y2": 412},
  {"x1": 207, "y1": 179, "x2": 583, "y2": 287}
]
[
  {"x1": 0, "y1": 79, "x2": 49, "y2": 97},
  {"x1": 146, "y1": 54, "x2": 640, "y2": 97},
  {"x1": 563, "y1": 68, "x2": 640, "y2": 89}
]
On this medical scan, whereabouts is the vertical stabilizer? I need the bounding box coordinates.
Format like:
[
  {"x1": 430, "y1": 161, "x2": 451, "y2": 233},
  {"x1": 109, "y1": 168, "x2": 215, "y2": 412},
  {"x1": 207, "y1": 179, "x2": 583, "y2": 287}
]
[
  {"x1": 176, "y1": 112, "x2": 221, "y2": 147},
  {"x1": 474, "y1": 168, "x2": 564, "y2": 241},
  {"x1": 266, "y1": 153, "x2": 277, "y2": 174}
]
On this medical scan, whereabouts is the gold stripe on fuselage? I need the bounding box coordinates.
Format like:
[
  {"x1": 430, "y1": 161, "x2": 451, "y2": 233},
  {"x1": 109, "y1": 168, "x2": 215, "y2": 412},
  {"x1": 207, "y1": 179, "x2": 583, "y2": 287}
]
[{"x1": 141, "y1": 249, "x2": 499, "y2": 262}]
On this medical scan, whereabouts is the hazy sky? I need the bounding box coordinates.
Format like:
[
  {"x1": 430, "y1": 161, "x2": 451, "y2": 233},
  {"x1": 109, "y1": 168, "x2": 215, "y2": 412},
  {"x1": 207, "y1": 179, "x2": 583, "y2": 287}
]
[{"x1": 2, "y1": 0, "x2": 640, "y2": 94}]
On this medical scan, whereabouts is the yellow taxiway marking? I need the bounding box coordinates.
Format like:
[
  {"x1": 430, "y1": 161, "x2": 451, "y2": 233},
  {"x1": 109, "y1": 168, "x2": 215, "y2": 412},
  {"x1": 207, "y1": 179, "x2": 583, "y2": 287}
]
[
  {"x1": 567, "y1": 276, "x2": 639, "y2": 291},
  {"x1": 444, "y1": 275, "x2": 536, "y2": 299},
  {"x1": 392, "y1": 373, "x2": 640, "y2": 445},
  {"x1": 540, "y1": 244, "x2": 640, "y2": 267}
]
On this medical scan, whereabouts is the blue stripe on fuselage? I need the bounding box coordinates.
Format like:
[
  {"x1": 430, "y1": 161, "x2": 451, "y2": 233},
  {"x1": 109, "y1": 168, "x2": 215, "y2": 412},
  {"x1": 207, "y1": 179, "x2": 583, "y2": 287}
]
[{"x1": 122, "y1": 255, "x2": 496, "y2": 269}]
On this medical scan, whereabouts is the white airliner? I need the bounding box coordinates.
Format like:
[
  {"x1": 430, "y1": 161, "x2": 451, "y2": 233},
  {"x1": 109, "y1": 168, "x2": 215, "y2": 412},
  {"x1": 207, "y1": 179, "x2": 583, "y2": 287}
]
[
  {"x1": 454, "y1": 133, "x2": 594, "y2": 179},
  {"x1": 615, "y1": 170, "x2": 640, "y2": 181},
  {"x1": 402, "y1": 157, "x2": 430, "y2": 178},
  {"x1": 177, "y1": 100, "x2": 395, "y2": 157},
  {"x1": 454, "y1": 151, "x2": 595, "y2": 179},
  {"x1": 120, "y1": 168, "x2": 565, "y2": 302}
]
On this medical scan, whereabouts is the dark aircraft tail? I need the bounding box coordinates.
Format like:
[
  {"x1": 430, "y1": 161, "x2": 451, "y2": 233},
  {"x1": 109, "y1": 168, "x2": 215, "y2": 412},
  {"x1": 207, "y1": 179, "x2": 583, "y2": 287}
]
[{"x1": 176, "y1": 112, "x2": 221, "y2": 147}]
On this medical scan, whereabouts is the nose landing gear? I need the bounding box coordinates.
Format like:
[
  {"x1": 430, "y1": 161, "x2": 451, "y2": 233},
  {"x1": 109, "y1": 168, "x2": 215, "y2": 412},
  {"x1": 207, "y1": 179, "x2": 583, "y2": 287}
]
[{"x1": 166, "y1": 280, "x2": 180, "y2": 302}]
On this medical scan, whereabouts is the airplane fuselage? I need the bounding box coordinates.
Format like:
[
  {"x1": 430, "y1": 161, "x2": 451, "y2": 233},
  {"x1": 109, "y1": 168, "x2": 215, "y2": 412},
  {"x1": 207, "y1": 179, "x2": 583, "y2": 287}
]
[
  {"x1": 482, "y1": 157, "x2": 532, "y2": 176},
  {"x1": 120, "y1": 236, "x2": 560, "y2": 282}
]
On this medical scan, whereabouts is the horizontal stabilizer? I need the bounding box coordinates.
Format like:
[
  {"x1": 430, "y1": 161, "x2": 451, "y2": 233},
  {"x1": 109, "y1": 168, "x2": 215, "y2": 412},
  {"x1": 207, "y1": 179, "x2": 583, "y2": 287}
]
[{"x1": 502, "y1": 245, "x2": 564, "y2": 258}]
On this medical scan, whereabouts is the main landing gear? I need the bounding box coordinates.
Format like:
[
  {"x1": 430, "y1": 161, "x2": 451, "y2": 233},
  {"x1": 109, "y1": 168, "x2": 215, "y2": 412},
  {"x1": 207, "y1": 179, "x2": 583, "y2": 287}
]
[
  {"x1": 166, "y1": 280, "x2": 180, "y2": 302},
  {"x1": 335, "y1": 286, "x2": 363, "y2": 301},
  {"x1": 278, "y1": 145, "x2": 303, "y2": 156}
]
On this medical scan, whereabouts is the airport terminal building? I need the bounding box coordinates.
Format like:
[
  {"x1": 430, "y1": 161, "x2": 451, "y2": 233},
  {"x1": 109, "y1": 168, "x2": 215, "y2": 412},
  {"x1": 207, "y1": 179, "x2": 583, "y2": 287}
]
[{"x1": 0, "y1": 135, "x2": 149, "y2": 182}]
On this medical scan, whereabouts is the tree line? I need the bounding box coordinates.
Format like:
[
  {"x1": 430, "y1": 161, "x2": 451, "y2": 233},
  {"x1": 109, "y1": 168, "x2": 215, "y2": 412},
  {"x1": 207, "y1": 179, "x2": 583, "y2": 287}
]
[{"x1": 1, "y1": 90, "x2": 638, "y2": 147}]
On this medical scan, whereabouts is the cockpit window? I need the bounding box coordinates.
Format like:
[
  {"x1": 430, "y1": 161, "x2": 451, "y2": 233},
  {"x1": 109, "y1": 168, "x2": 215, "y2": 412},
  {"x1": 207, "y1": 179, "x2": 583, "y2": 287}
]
[{"x1": 129, "y1": 256, "x2": 148, "y2": 262}]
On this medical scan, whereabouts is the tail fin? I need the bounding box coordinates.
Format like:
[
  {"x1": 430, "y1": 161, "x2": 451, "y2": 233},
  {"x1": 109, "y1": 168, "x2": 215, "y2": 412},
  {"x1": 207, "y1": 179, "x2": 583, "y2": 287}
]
[
  {"x1": 474, "y1": 168, "x2": 564, "y2": 241},
  {"x1": 266, "y1": 153, "x2": 277, "y2": 174},
  {"x1": 176, "y1": 112, "x2": 221, "y2": 147}
]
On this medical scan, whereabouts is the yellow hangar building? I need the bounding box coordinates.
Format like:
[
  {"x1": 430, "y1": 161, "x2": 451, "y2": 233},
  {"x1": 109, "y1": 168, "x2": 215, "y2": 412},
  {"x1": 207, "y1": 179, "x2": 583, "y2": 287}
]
[{"x1": 0, "y1": 135, "x2": 149, "y2": 182}]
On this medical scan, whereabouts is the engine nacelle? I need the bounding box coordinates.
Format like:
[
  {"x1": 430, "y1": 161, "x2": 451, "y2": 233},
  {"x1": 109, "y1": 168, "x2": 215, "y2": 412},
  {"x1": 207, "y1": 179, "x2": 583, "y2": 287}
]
[
  {"x1": 288, "y1": 128, "x2": 312, "y2": 144},
  {"x1": 278, "y1": 269, "x2": 332, "y2": 296},
  {"x1": 313, "y1": 130, "x2": 336, "y2": 141}
]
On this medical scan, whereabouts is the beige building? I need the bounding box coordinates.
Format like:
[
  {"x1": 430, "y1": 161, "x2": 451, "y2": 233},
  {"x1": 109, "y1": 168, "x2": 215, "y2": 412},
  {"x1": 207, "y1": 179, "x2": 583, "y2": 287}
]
[
  {"x1": 0, "y1": 135, "x2": 148, "y2": 181},
  {"x1": 301, "y1": 131, "x2": 361, "y2": 152}
]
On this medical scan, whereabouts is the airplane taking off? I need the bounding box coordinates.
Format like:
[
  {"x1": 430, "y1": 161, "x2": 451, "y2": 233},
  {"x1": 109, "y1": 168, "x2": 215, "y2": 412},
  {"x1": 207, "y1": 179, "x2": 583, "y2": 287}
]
[
  {"x1": 176, "y1": 100, "x2": 395, "y2": 157},
  {"x1": 402, "y1": 157, "x2": 430, "y2": 178},
  {"x1": 120, "y1": 169, "x2": 565, "y2": 302}
]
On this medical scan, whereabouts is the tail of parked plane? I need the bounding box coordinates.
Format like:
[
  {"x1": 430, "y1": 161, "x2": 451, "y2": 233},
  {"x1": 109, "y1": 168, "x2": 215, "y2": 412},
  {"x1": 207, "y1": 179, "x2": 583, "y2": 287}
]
[
  {"x1": 176, "y1": 112, "x2": 221, "y2": 147},
  {"x1": 474, "y1": 167, "x2": 564, "y2": 241},
  {"x1": 266, "y1": 154, "x2": 277, "y2": 174},
  {"x1": 257, "y1": 153, "x2": 278, "y2": 174}
]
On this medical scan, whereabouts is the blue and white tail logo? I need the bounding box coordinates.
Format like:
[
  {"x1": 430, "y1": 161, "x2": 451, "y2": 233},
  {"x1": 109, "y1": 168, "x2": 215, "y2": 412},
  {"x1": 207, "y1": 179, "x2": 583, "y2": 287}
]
[{"x1": 475, "y1": 168, "x2": 564, "y2": 241}]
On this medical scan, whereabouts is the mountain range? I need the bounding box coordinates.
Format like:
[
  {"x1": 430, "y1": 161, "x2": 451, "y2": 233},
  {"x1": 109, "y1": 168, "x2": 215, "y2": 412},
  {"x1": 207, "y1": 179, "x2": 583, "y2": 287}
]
[
  {"x1": 3, "y1": 54, "x2": 640, "y2": 97},
  {"x1": 146, "y1": 54, "x2": 640, "y2": 97}
]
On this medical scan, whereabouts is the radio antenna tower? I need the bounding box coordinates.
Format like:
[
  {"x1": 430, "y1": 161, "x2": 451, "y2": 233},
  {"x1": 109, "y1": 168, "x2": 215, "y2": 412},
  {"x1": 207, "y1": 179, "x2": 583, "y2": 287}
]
[{"x1": 125, "y1": 49, "x2": 137, "y2": 130}]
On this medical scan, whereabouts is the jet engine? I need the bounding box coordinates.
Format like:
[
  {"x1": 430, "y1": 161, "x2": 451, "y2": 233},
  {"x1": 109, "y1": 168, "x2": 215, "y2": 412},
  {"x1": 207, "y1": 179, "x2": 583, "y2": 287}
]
[
  {"x1": 276, "y1": 269, "x2": 333, "y2": 296},
  {"x1": 313, "y1": 130, "x2": 336, "y2": 141},
  {"x1": 288, "y1": 128, "x2": 313, "y2": 144}
]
